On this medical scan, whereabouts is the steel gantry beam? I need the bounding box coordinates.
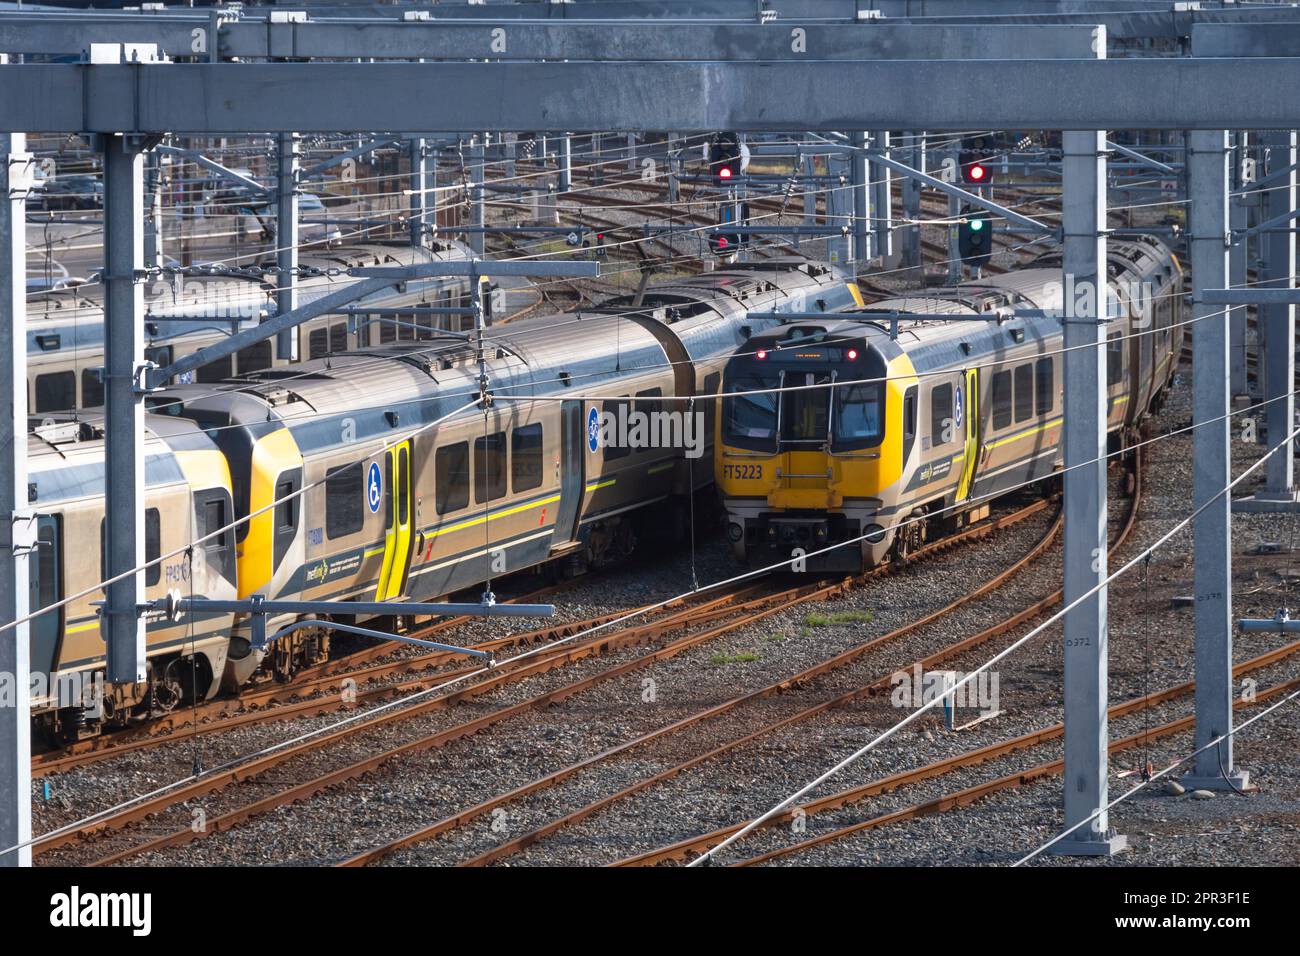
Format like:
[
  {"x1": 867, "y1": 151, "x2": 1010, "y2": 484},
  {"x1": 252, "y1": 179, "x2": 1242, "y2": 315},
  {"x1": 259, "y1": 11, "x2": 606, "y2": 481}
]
[
  {"x1": 7, "y1": 58, "x2": 1300, "y2": 133},
  {"x1": 0, "y1": 127, "x2": 32, "y2": 869}
]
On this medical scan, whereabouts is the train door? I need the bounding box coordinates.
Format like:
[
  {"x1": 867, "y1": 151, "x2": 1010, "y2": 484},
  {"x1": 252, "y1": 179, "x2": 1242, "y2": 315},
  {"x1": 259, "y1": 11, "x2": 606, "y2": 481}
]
[
  {"x1": 955, "y1": 369, "x2": 981, "y2": 502},
  {"x1": 552, "y1": 401, "x2": 585, "y2": 548},
  {"x1": 29, "y1": 515, "x2": 62, "y2": 682},
  {"x1": 375, "y1": 440, "x2": 415, "y2": 600}
]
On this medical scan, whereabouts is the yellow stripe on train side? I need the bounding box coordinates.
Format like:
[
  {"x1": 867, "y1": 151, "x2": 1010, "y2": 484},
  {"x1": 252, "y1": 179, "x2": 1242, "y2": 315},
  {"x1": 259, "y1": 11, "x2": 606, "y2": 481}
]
[
  {"x1": 425, "y1": 493, "x2": 564, "y2": 541},
  {"x1": 239, "y1": 427, "x2": 304, "y2": 599},
  {"x1": 982, "y1": 417, "x2": 1064, "y2": 452}
]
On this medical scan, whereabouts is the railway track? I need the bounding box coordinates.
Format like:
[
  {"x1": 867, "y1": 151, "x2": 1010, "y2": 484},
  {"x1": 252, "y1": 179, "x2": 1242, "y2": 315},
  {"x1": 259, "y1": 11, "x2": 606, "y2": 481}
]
[
  {"x1": 724, "y1": 661, "x2": 1300, "y2": 867},
  {"x1": 418, "y1": 456, "x2": 1142, "y2": 868},
  {"x1": 37, "y1": 493, "x2": 1050, "y2": 866},
  {"x1": 30, "y1": 578, "x2": 591, "y2": 773}
]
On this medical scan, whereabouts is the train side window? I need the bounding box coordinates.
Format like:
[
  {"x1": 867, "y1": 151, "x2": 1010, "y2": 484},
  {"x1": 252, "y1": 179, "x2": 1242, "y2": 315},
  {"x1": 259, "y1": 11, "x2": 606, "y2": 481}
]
[
  {"x1": 992, "y1": 371, "x2": 1013, "y2": 430},
  {"x1": 903, "y1": 391, "x2": 916, "y2": 442},
  {"x1": 275, "y1": 480, "x2": 297, "y2": 533},
  {"x1": 325, "y1": 463, "x2": 365, "y2": 539},
  {"x1": 330, "y1": 323, "x2": 348, "y2": 353},
  {"x1": 308, "y1": 328, "x2": 329, "y2": 360},
  {"x1": 197, "y1": 492, "x2": 236, "y2": 583},
  {"x1": 100, "y1": 508, "x2": 161, "y2": 587},
  {"x1": 435, "y1": 442, "x2": 470, "y2": 514},
  {"x1": 602, "y1": 399, "x2": 631, "y2": 460},
  {"x1": 634, "y1": 389, "x2": 662, "y2": 454},
  {"x1": 1035, "y1": 358, "x2": 1054, "y2": 415},
  {"x1": 1014, "y1": 363, "x2": 1034, "y2": 423},
  {"x1": 380, "y1": 314, "x2": 397, "y2": 344},
  {"x1": 80, "y1": 368, "x2": 104, "y2": 408},
  {"x1": 398, "y1": 447, "x2": 410, "y2": 525},
  {"x1": 634, "y1": 388, "x2": 662, "y2": 417},
  {"x1": 929, "y1": 383, "x2": 953, "y2": 445},
  {"x1": 196, "y1": 355, "x2": 233, "y2": 383},
  {"x1": 512, "y1": 423, "x2": 544, "y2": 493},
  {"x1": 34, "y1": 371, "x2": 75, "y2": 413},
  {"x1": 474, "y1": 432, "x2": 507, "y2": 503},
  {"x1": 1107, "y1": 332, "x2": 1124, "y2": 386},
  {"x1": 237, "y1": 340, "x2": 273, "y2": 375}
]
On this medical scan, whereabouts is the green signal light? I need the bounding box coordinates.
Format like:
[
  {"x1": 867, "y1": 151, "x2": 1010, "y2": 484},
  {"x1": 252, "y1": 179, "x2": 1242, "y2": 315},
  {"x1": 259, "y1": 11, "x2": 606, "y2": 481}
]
[{"x1": 970, "y1": 219, "x2": 984, "y2": 231}]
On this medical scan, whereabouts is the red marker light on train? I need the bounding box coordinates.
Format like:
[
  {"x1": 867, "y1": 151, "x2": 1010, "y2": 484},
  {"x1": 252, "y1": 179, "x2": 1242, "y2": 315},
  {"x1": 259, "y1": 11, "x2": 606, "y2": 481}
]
[
  {"x1": 847, "y1": 349, "x2": 859, "y2": 361},
  {"x1": 756, "y1": 350, "x2": 767, "y2": 360}
]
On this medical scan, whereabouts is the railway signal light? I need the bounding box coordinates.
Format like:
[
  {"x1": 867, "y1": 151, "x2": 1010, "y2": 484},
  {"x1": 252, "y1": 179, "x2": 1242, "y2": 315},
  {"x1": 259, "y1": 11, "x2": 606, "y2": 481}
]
[
  {"x1": 706, "y1": 132, "x2": 748, "y2": 184},
  {"x1": 958, "y1": 135, "x2": 993, "y2": 186},
  {"x1": 958, "y1": 206, "x2": 994, "y2": 269}
]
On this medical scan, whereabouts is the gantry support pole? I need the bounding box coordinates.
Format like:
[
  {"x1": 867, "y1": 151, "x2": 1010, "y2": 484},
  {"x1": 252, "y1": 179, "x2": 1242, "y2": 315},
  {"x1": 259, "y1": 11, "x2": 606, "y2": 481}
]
[
  {"x1": 871, "y1": 130, "x2": 892, "y2": 261},
  {"x1": 1237, "y1": 130, "x2": 1299, "y2": 511},
  {"x1": 0, "y1": 129, "x2": 32, "y2": 868},
  {"x1": 559, "y1": 134, "x2": 572, "y2": 193},
  {"x1": 469, "y1": 135, "x2": 485, "y2": 255},
  {"x1": 1184, "y1": 128, "x2": 1251, "y2": 791},
  {"x1": 851, "y1": 131, "x2": 870, "y2": 269},
  {"x1": 1054, "y1": 128, "x2": 1126, "y2": 856},
  {"x1": 901, "y1": 132, "x2": 923, "y2": 270},
  {"x1": 1228, "y1": 132, "x2": 1250, "y2": 400},
  {"x1": 275, "y1": 132, "x2": 299, "y2": 360},
  {"x1": 408, "y1": 137, "x2": 427, "y2": 248},
  {"x1": 102, "y1": 134, "x2": 147, "y2": 686}
]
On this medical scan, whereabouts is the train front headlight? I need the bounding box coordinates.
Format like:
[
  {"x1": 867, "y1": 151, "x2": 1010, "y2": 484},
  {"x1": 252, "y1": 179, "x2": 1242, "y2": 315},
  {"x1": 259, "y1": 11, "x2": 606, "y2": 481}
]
[
  {"x1": 728, "y1": 522, "x2": 744, "y2": 543},
  {"x1": 864, "y1": 524, "x2": 887, "y2": 545}
]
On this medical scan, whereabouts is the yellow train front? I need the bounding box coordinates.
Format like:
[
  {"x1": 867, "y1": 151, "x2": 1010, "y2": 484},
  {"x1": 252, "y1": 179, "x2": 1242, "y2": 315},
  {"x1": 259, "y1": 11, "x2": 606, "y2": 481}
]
[
  {"x1": 716, "y1": 237, "x2": 1184, "y2": 573},
  {"x1": 715, "y1": 320, "x2": 920, "y2": 572}
]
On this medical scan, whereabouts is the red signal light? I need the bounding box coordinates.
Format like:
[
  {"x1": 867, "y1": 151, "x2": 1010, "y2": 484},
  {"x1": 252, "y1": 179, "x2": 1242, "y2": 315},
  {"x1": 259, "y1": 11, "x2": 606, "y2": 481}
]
[
  {"x1": 719, "y1": 167, "x2": 733, "y2": 179},
  {"x1": 718, "y1": 236, "x2": 729, "y2": 248},
  {"x1": 969, "y1": 164, "x2": 987, "y2": 182},
  {"x1": 847, "y1": 349, "x2": 859, "y2": 361}
]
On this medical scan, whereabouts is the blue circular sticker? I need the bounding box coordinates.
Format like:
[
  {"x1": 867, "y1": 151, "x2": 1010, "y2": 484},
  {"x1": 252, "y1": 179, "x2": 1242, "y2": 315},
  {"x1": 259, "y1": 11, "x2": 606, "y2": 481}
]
[
  {"x1": 586, "y1": 406, "x2": 601, "y2": 453},
  {"x1": 366, "y1": 461, "x2": 383, "y2": 514}
]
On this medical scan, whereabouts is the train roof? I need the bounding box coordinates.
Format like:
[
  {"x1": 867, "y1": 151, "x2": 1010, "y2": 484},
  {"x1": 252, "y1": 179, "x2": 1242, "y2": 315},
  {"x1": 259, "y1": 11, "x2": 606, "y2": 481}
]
[
  {"x1": 25, "y1": 412, "x2": 213, "y2": 504},
  {"x1": 149, "y1": 258, "x2": 852, "y2": 454}
]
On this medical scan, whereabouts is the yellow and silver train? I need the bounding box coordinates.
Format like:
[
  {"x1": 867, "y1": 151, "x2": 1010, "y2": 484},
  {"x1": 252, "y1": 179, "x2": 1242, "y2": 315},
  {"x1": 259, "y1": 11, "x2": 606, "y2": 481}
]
[
  {"x1": 716, "y1": 237, "x2": 1183, "y2": 572},
  {"x1": 26, "y1": 240, "x2": 502, "y2": 415},
  {"x1": 27, "y1": 258, "x2": 860, "y2": 741}
]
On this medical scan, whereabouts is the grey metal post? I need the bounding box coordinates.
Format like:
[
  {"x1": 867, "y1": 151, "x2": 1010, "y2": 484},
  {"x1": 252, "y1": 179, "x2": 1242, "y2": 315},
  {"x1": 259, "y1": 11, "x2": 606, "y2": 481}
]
[
  {"x1": 144, "y1": 148, "x2": 161, "y2": 268},
  {"x1": 102, "y1": 135, "x2": 146, "y2": 685},
  {"x1": 1054, "y1": 129, "x2": 1126, "y2": 856},
  {"x1": 901, "y1": 131, "x2": 923, "y2": 270},
  {"x1": 1229, "y1": 133, "x2": 1250, "y2": 399},
  {"x1": 469, "y1": 136, "x2": 485, "y2": 255},
  {"x1": 559, "y1": 134, "x2": 572, "y2": 193},
  {"x1": 871, "y1": 130, "x2": 893, "y2": 261},
  {"x1": 826, "y1": 150, "x2": 852, "y2": 267},
  {"x1": 851, "y1": 131, "x2": 870, "y2": 269},
  {"x1": 0, "y1": 130, "x2": 32, "y2": 868},
  {"x1": 1184, "y1": 129, "x2": 1250, "y2": 791},
  {"x1": 503, "y1": 132, "x2": 517, "y2": 180},
  {"x1": 802, "y1": 153, "x2": 817, "y2": 226},
  {"x1": 408, "y1": 137, "x2": 426, "y2": 248},
  {"x1": 591, "y1": 133, "x2": 605, "y2": 186},
  {"x1": 1257, "y1": 131, "x2": 1297, "y2": 504},
  {"x1": 947, "y1": 150, "x2": 962, "y2": 284},
  {"x1": 626, "y1": 132, "x2": 638, "y2": 172},
  {"x1": 275, "y1": 132, "x2": 299, "y2": 360}
]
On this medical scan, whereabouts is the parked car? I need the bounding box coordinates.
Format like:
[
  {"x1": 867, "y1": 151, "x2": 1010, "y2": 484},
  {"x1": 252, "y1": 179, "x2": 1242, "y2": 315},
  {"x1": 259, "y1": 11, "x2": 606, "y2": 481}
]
[{"x1": 39, "y1": 174, "x2": 103, "y2": 211}]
